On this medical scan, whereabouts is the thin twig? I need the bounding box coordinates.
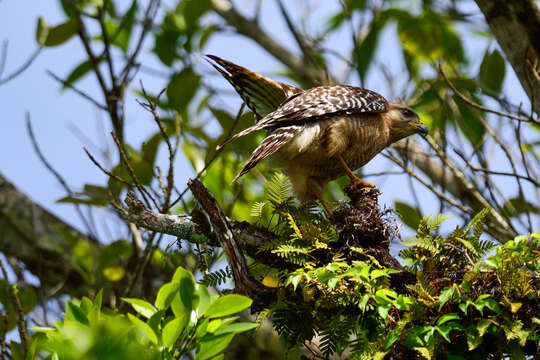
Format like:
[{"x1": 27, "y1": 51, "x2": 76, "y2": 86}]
[
  {"x1": 137, "y1": 82, "x2": 176, "y2": 212},
  {"x1": 0, "y1": 259, "x2": 28, "y2": 355},
  {"x1": 453, "y1": 149, "x2": 539, "y2": 187},
  {"x1": 97, "y1": 2, "x2": 116, "y2": 85},
  {"x1": 384, "y1": 151, "x2": 474, "y2": 215},
  {"x1": 121, "y1": 0, "x2": 160, "y2": 84},
  {"x1": 83, "y1": 147, "x2": 133, "y2": 187},
  {"x1": 438, "y1": 63, "x2": 539, "y2": 125},
  {"x1": 445, "y1": 243, "x2": 476, "y2": 267},
  {"x1": 171, "y1": 103, "x2": 246, "y2": 207},
  {"x1": 27, "y1": 113, "x2": 98, "y2": 239},
  {"x1": 47, "y1": 70, "x2": 108, "y2": 110},
  {"x1": 110, "y1": 132, "x2": 160, "y2": 209},
  {"x1": 0, "y1": 46, "x2": 42, "y2": 85}
]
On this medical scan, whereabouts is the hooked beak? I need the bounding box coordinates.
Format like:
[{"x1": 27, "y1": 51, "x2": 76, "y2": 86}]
[{"x1": 408, "y1": 121, "x2": 429, "y2": 136}]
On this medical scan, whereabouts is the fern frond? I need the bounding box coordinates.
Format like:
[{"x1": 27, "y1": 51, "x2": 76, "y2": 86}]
[
  {"x1": 255, "y1": 308, "x2": 271, "y2": 329},
  {"x1": 267, "y1": 172, "x2": 292, "y2": 205},
  {"x1": 465, "y1": 208, "x2": 489, "y2": 238},
  {"x1": 200, "y1": 267, "x2": 232, "y2": 287},
  {"x1": 272, "y1": 244, "x2": 311, "y2": 265},
  {"x1": 250, "y1": 201, "x2": 267, "y2": 218}
]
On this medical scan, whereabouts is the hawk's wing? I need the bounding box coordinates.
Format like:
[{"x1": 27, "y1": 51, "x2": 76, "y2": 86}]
[
  {"x1": 233, "y1": 125, "x2": 304, "y2": 181},
  {"x1": 218, "y1": 85, "x2": 388, "y2": 149},
  {"x1": 205, "y1": 55, "x2": 303, "y2": 120},
  {"x1": 264, "y1": 85, "x2": 388, "y2": 124}
]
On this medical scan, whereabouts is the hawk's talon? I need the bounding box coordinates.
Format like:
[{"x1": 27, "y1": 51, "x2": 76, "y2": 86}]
[
  {"x1": 338, "y1": 155, "x2": 375, "y2": 188},
  {"x1": 352, "y1": 178, "x2": 375, "y2": 188}
]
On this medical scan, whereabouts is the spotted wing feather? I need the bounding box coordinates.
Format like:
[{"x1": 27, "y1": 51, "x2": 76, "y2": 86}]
[
  {"x1": 233, "y1": 125, "x2": 304, "y2": 181},
  {"x1": 262, "y1": 85, "x2": 388, "y2": 125}
]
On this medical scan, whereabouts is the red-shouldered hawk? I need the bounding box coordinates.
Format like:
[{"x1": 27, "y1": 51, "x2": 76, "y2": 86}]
[{"x1": 206, "y1": 55, "x2": 428, "y2": 212}]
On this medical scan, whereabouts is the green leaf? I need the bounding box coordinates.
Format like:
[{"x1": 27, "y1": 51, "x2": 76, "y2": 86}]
[
  {"x1": 121, "y1": 298, "x2": 157, "y2": 318},
  {"x1": 65, "y1": 301, "x2": 89, "y2": 325},
  {"x1": 127, "y1": 313, "x2": 158, "y2": 344},
  {"x1": 56, "y1": 195, "x2": 108, "y2": 206},
  {"x1": 394, "y1": 201, "x2": 422, "y2": 230},
  {"x1": 206, "y1": 319, "x2": 222, "y2": 333},
  {"x1": 354, "y1": 11, "x2": 389, "y2": 79},
  {"x1": 195, "y1": 333, "x2": 235, "y2": 360},
  {"x1": 167, "y1": 68, "x2": 201, "y2": 112},
  {"x1": 204, "y1": 294, "x2": 252, "y2": 319},
  {"x1": 36, "y1": 17, "x2": 50, "y2": 45},
  {"x1": 155, "y1": 282, "x2": 180, "y2": 310},
  {"x1": 197, "y1": 284, "x2": 211, "y2": 317},
  {"x1": 502, "y1": 197, "x2": 540, "y2": 217},
  {"x1": 454, "y1": 96, "x2": 485, "y2": 146},
  {"x1": 44, "y1": 19, "x2": 78, "y2": 47},
  {"x1": 171, "y1": 267, "x2": 199, "y2": 315},
  {"x1": 479, "y1": 49, "x2": 506, "y2": 93},
  {"x1": 436, "y1": 313, "x2": 460, "y2": 326},
  {"x1": 162, "y1": 317, "x2": 187, "y2": 348},
  {"x1": 62, "y1": 59, "x2": 102, "y2": 90},
  {"x1": 438, "y1": 285, "x2": 458, "y2": 310},
  {"x1": 214, "y1": 322, "x2": 257, "y2": 335}
]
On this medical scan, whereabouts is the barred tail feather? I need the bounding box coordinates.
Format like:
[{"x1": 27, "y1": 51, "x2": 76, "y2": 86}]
[
  {"x1": 216, "y1": 122, "x2": 266, "y2": 150},
  {"x1": 205, "y1": 54, "x2": 302, "y2": 119},
  {"x1": 232, "y1": 125, "x2": 303, "y2": 181}
]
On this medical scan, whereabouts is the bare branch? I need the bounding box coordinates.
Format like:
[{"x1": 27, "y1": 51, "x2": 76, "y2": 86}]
[
  {"x1": 47, "y1": 70, "x2": 108, "y2": 110},
  {"x1": 438, "y1": 63, "x2": 539, "y2": 125},
  {"x1": 0, "y1": 45, "x2": 42, "y2": 85},
  {"x1": 26, "y1": 113, "x2": 98, "y2": 239}
]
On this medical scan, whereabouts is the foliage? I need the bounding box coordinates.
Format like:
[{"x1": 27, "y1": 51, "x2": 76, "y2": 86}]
[
  {"x1": 3, "y1": 0, "x2": 540, "y2": 358},
  {"x1": 249, "y1": 177, "x2": 539, "y2": 359},
  {"x1": 32, "y1": 266, "x2": 256, "y2": 360}
]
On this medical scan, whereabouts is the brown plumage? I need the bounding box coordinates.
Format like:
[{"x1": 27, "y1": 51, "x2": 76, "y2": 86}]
[{"x1": 206, "y1": 55, "x2": 428, "y2": 209}]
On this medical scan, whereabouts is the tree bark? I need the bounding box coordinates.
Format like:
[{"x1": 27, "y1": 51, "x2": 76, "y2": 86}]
[{"x1": 475, "y1": 0, "x2": 540, "y2": 116}]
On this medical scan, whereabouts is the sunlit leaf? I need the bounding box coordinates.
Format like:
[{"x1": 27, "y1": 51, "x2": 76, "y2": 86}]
[{"x1": 204, "y1": 294, "x2": 252, "y2": 319}]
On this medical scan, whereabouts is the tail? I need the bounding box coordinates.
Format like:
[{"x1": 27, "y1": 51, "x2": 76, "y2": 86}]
[
  {"x1": 205, "y1": 54, "x2": 302, "y2": 120},
  {"x1": 232, "y1": 125, "x2": 303, "y2": 181},
  {"x1": 216, "y1": 122, "x2": 266, "y2": 150}
]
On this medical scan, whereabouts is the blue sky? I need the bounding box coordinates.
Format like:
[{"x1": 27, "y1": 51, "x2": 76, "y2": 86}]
[{"x1": 0, "y1": 0, "x2": 533, "y2": 243}]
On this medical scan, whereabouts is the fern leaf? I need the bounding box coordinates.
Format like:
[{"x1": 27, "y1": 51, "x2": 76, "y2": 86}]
[
  {"x1": 200, "y1": 267, "x2": 232, "y2": 287},
  {"x1": 267, "y1": 172, "x2": 292, "y2": 205},
  {"x1": 250, "y1": 201, "x2": 266, "y2": 218}
]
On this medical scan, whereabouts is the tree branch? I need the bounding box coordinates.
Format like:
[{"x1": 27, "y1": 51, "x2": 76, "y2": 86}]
[{"x1": 475, "y1": 0, "x2": 540, "y2": 116}]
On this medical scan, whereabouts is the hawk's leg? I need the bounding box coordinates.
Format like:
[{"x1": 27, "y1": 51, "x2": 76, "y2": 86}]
[
  {"x1": 337, "y1": 155, "x2": 375, "y2": 188},
  {"x1": 306, "y1": 177, "x2": 332, "y2": 214}
]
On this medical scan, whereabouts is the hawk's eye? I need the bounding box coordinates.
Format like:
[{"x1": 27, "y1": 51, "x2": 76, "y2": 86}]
[{"x1": 400, "y1": 108, "x2": 416, "y2": 118}]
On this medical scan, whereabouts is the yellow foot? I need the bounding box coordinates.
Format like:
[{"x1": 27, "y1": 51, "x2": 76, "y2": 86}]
[{"x1": 351, "y1": 177, "x2": 375, "y2": 188}]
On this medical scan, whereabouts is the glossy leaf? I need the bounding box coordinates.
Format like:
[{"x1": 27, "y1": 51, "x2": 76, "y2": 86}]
[
  {"x1": 213, "y1": 322, "x2": 258, "y2": 335},
  {"x1": 204, "y1": 294, "x2": 252, "y2": 319},
  {"x1": 122, "y1": 298, "x2": 157, "y2": 318},
  {"x1": 127, "y1": 313, "x2": 158, "y2": 345},
  {"x1": 155, "y1": 282, "x2": 180, "y2": 310},
  {"x1": 195, "y1": 333, "x2": 235, "y2": 360},
  {"x1": 162, "y1": 316, "x2": 187, "y2": 348}
]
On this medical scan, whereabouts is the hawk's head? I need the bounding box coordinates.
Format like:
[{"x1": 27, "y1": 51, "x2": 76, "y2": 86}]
[{"x1": 386, "y1": 103, "x2": 428, "y2": 143}]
